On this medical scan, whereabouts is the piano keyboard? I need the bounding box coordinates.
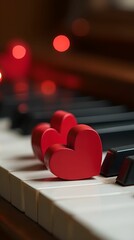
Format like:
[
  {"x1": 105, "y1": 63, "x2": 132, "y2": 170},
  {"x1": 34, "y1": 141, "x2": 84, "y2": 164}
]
[{"x1": 0, "y1": 89, "x2": 134, "y2": 240}]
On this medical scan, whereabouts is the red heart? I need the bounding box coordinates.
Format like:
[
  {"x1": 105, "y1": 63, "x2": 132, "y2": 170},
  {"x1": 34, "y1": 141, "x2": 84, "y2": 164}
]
[
  {"x1": 45, "y1": 124, "x2": 102, "y2": 180},
  {"x1": 31, "y1": 110, "x2": 77, "y2": 163}
]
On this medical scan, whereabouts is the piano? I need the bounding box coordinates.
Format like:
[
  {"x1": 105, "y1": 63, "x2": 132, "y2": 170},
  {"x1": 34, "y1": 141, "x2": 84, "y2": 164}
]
[{"x1": 0, "y1": 1, "x2": 134, "y2": 239}]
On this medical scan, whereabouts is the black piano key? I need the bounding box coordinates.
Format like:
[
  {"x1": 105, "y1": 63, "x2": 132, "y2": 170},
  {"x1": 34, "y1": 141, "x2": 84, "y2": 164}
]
[
  {"x1": 12, "y1": 104, "x2": 126, "y2": 129},
  {"x1": 11, "y1": 106, "x2": 31, "y2": 129},
  {"x1": 10, "y1": 98, "x2": 112, "y2": 129},
  {"x1": 0, "y1": 93, "x2": 46, "y2": 118},
  {"x1": 60, "y1": 99, "x2": 111, "y2": 109},
  {"x1": 116, "y1": 156, "x2": 134, "y2": 186},
  {"x1": 96, "y1": 121, "x2": 134, "y2": 149},
  {"x1": 20, "y1": 117, "x2": 134, "y2": 151},
  {"x1": 101, "y1": 145, "x2": 134, "y2": 177},
  {"x1": 98, "y1": 124, "x2": 134, "y2": 150},
  {"x1": 69, "y1": 105, "x2": 126, "y2": 116},
  {"x1": 77, "y1": 111, "x2": 134, "y2": 125},
  {"x1": 11, "y1": 102, "x2": 134, "y2": 149},
  {"x1": 6, "y1": 83, "x2": 133, "y2": 148},
  {"x1": 78, "y1": 110, "x2": 134, "y2": 149},
  {"x1": 0, "y1": 86, "x2": 77, "y2": 117},
  {"x1": 23, "y1": 98, "x2": 111, "y2": 111}
]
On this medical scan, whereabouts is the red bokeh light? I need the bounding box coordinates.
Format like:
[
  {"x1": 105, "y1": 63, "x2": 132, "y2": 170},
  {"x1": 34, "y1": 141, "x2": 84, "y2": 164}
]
[
  {"x1": 18, "y1": 103, "x2": 28, "y2": 113},
  {"x1": 53, "y1": 35, "x2": 70, "y2": 52},
  {"x1": 0, "y1": 71, "x2": 2, "y2": 83},
  {"x1": 0, "y1": 40, "x2": 31, "y2": 81},
  {"x1": 41, "y1": 80, "x2": 56, "y2": 95},
  {"x1": 12, "y1": 45, "x2": 26, "y2": 59}
]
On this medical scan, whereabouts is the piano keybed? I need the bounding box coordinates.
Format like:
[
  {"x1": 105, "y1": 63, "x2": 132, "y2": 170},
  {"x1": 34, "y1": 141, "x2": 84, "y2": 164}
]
[{"x1": 0, "y1": 88, "x2": 134, "y2": 240}]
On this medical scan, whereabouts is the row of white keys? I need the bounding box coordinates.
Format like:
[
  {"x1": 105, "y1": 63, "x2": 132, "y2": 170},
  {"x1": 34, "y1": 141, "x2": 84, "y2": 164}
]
[
  {"x1": 23, "y1": 175, "x2": 102, "y2": 223},
  {"x1": 0, "y1": 122, "x2": 103, "y2": 211},
  {"x1": 27, "y1": 159, "x2": 108, "y2": 223},
  {"x1": 51, "y1": 191, "x2": 134, "y2": 240},
  {"x1": 38, "y1": 182, "x2": 134, "y2": 239},
  {"x1": 1, "y1": 119, "x2": 134, "y2": 240},
  {"x1": 0, "y1": 121, "x2": 44, "y2": 201},
  {"x1": 72, "y1": 202, "x2": 134, "y2": 240}
]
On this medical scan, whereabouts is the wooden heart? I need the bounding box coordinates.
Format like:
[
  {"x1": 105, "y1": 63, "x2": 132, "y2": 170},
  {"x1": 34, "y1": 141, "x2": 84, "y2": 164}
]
[
  {"x1": 45, "y1": 124, "x2": 102, "y2": 180},
  {"x1": 31, "y1": 110, "x2": 77, "y2": 162}
]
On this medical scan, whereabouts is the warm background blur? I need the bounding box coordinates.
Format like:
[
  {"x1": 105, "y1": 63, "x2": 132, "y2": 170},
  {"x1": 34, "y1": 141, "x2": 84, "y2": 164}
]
[
  {"x1": 0, "y1": 0, "x2": 134, "y2": 55},
  {"x1": 0, "y1": 0, "x2": 134, "y2": 106},
  {"x1": 0, "y1": 0, "x2": 69, "y2": 48}
]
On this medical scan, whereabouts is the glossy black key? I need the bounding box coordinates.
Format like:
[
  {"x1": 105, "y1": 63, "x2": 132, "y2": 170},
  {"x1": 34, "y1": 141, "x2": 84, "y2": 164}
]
[
  {"x1": 101, "y1": 145, "x2": 134, "y2": 177},
  {"x1": 77, "y1": 111, "x2": 134, "y2": 125},
  {"x1": 0, "y1": 93, "x2": 46, "y2": 118},
  {"x1": 116, "y1": 156, "x2": 134, "y2": 186},
  {"x1": 97, "y1": 122, "x2": 134, "y2": 149},
  {"x1": 10, "y1": 97, "x2": 111, "y2": 130},
  {"x1": 11, "y1": 104, "x2": 126, "y2": 129},
  {"x1": 11, "y1": 105, "x2": 134, "y2": 149}
]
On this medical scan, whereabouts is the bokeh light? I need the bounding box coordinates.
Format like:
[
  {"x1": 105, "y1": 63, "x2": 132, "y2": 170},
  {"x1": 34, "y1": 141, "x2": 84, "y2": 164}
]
[
  {"x1": 0, "y1": 71, "x2": 2, "y2": 83},
  {"x1": 41, "y1": 80, "x2": 56, "y2": 95},
  {"x1": 53, "y1": 35, "x2": 70, "y2": 52},
  {"x1": 18, "y1": 103, "x2": 28, "y2": 113},
  {"x1": 12, "y1": 45, "x2": 26, "y2": 59}
]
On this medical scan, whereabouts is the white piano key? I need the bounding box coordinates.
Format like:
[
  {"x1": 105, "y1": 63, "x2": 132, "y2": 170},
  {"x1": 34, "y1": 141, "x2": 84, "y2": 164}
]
[
  {"x1": 10, "y1": 164, "x2": 46, "y2": 211},
  {"x1": 0, "y1": 134, "x2": 20, "y2": 153},
  {"x1": 24, "y1": 170, "x2": 55, "y2": 221},
  {"x1": 0, "y1": 133, "x2": 30, "y2": 156},
  {"x1": 0, "y1": 139, "x2": 40, "y2": 201},
  {"x1": 71, "y1": 203, "x2": 134, "y2": 240},
  {"x1": 0, "y1": 168, "x2": 11, "y2": 201},
  {"x1": 0, "y1": 118, "x2": 10, "y2": 130},
  {"x1": 38, "y1": 182, "x2": 134, "y2": 234},
  {"x1": 24, "y1": 176, "x2": 101, "y2": 224},
  {"x1": 0, "y1": 119, "x2": 28, "y2": 154},
  {"x1": 0, "y1": 159, "x2": 42, "y2": 202},
  {"x1": 52, "y1": 193, "x2": 134, "y2": 240}
]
